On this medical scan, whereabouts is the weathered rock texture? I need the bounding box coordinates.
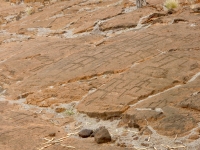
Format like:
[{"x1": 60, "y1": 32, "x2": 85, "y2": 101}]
[{"x1": 1, "y1": 0, "x2": 200, "y2": 149}]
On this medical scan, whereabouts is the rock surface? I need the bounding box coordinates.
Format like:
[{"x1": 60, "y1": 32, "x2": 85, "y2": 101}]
[
  {"x1": 1, "y1": 0, "x2": 200, "y2": 149},
  {"x1": 0, "y1": 100, "x2": 130, "y2": 150}
]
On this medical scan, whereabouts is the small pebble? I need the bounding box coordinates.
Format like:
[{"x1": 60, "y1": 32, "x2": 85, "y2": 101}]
[{"x1": 48, "y1": 132, "x2": 56, "y2": 137}]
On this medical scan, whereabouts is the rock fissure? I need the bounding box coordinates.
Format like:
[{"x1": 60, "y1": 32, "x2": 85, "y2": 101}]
[{"x1": 129, "y1": 70, "x2": 200, "y2": 108}]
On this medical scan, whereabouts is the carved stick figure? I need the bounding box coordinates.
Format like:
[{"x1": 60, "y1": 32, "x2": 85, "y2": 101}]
[{"x1": 136, "y1": 0, "x2": 146, "y2": 8}]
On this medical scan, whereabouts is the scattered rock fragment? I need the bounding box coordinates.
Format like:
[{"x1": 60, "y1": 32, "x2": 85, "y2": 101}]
[
  {"x1": 179, "y1": 92, "x2": 200, "y2": 111},
  {"x1": 128, "y1": 120, "x2": 140, "y2": 129},
  {"x1": 55, "y1": 107, "x2": 66, "y2": 113},
  {"x1": 48, "y1": 132, "x2": 56, "y2": 137},
  {"x1": 191, "y1": 7, "x2": 200, "y2": 13},
  {"x1": 141, "y1": 12, "x2": 166, "y2": 24},
  {"x1": 188, "y1": 134, "x2": 199, "y2": 140},
  {"x1": 174, "y1": 140, "x2": 183, "y2": 145},
  {"x1": 173, "y1": 18, "x2": 187, "y2": 24},
  {"x1": 167, "y1": 9, "x2": 176, "y2": 14},
  {"x1": 141, "y1": 142, "x2": 149, "y2": 147},
  {"x1": 139, "y1": 126, "x2": 152, "y2": 135},
  {"x1": 133, "y1": 136, "x2": 139, "y2": 140},
  {"x1": 117, "y1": 142, "x2": 126, "y2": 147},
  {"x1": 78, "y1": 129, "x2": 93, "y2": 138},
  {"x1": 155, "y1": 4, "x2": 163, "y2": 11},
  {"x1": 94, "y1": 127, "x2": 111, "y2": 144},
  {"x1": 123, "y1": 109, "x2": 165, "y2": 130},
  {"x1": 17, "y1": 92, "x2": 33, "y2": 99}
]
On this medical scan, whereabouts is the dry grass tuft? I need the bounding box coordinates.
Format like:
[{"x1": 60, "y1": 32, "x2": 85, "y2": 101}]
[
  {"x1": 25, "y1": 6, "x2": 35, "y2": 15},
  {"x1": 164, "y1": 0, "x2": 179, "y2": 10}
]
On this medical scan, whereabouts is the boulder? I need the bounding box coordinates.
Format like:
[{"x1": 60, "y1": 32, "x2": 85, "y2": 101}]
[
  {"x1": 78, "y1": 129, "x2": 93, "y2": 138},
  {"x1": 94, "y1": 127, "x2": 111, "y2": 144}
]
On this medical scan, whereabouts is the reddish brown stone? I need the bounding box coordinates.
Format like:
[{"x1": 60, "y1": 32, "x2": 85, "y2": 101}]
[{"x1": 1, "y1": 0, "x2": 200, "y2": 149}]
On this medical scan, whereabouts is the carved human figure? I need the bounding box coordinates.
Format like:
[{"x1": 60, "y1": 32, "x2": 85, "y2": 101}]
[{"x1": 136, "y1": 0, "x2": 146, "y2": 8}]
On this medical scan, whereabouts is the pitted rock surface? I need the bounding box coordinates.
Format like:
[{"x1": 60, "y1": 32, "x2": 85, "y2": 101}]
[{"x1": 1, "y1": 0, "x2": 200, "y2": 149}]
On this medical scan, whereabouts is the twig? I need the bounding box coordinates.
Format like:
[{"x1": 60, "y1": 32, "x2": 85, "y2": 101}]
[
  {"x1": 161, "y1": 144, "x2": 168, "y2": 149},
  {"x1": 148, "y1": 135, "x2": 151, "y2": 142},
  {"x1": 135, "y1": 147, "x2": 148, "y2": 150},
  {"x1": 67, "y1": 131, "x2": 79, "y2": 136},
  {"x1": 85, "y1": 122, "x2": 91, "y2": 125},
  {"x1": 38, "y1": 144, "x2": 52, "y2": 150},
  {"x1": 38, "y1": 132, "x2": 78, "y2": 150},
  {"x1": 66, "y1": 146, "x2": 76, "y2": 149},
  {"x1": 145, "y1": 119, "x2": 149, "y2": 126},
  {"x1": 174, "y1": 134, "x2": 177, "y2": 141},
  {"x1": 61, "y1": 144, "x2": 75, "y2": 149},
  {"x1": 37, "y1": 110, "x2": 43, "y2": 114},
  {"x1": 127, "y1": 129, "x2": 139, "y2": 134},
  {"x1": 43, "y1": 138, "x2": 54, "y2": 144},
  {"x1": 54, "y1": 139, "x2": 63, "y2": 143},
  {"x1": 43, "y1": 137, "x2": 52, "y2": 141},
  {"x1": 47, "y1": 18, "x2": 57, "y2": 27},
  {"x1": 75, "y1": 125, "x2": 82, "y2": 130},
  {"x1": 168, "y1": 145, "x2": 186, "y2": 149},
  {"x1": 153, "y1": 146, "x2": 157, "y2": 150},
  {"x1": 162, "y1": 144, "x2": 186, "y2": 150}
]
